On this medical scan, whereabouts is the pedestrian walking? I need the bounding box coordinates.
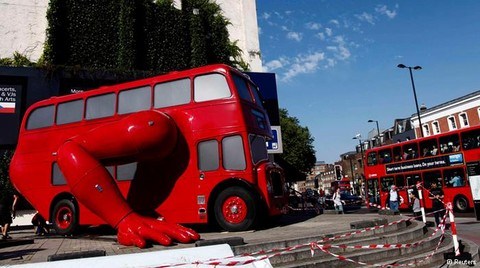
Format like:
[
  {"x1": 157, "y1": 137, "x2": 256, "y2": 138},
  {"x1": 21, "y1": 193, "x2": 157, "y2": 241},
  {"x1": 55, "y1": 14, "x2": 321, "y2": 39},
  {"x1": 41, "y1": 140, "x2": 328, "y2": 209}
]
[
  {"x1": 429, "y1": 182, "x2": 445, "y2": 226},
  {"x1": 332, "y1": 188, "x2": 345, "y2": 214},
  {"x1": 409, "y1": 192, "x2": 421, "y2": 220},
  {"x1": 386, "y1": 185, "x2": 403, "y2": 212}
]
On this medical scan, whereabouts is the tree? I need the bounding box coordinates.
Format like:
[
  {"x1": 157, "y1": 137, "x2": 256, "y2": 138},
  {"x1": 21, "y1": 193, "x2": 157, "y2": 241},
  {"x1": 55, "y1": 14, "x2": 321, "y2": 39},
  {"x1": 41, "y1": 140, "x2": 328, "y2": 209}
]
[
  {"x1": 278, "y1": 108, "x2": 316, "y2": 177},
  {"x1": 0, "y1": 150, "x2": 15, "y2": 198}
]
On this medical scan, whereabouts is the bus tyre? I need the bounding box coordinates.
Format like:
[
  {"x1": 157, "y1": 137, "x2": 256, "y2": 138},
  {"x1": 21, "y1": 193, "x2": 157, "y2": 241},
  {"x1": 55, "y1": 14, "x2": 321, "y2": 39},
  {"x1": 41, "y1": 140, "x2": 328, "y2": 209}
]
[
  {"x1": 214, "y1": 186, "x2": 258, "y2": 232},
  {"x1": 52, "y1": 199, "x2": 78, "y2": 235},
  {"x1": 453, "y1": 195, "x2": 469, "y2": 213}
]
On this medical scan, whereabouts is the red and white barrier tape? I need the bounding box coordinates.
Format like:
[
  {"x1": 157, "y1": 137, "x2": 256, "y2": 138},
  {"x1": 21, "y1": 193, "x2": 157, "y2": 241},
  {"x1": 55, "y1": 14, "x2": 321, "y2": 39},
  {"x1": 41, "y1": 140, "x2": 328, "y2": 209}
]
[
  {"x1": 158, "y1": 208, "x2": 451, "y2": 267},
  {"x1": 310, "y1": 212, "x2": 448, "y2": 267}
]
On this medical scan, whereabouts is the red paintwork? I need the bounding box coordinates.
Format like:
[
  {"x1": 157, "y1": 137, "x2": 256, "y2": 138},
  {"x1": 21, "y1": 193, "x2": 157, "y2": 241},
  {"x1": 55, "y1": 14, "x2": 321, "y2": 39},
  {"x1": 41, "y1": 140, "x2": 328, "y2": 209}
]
[{"x1": 10, "y1": 64, "x2": 287, "y2": 247}]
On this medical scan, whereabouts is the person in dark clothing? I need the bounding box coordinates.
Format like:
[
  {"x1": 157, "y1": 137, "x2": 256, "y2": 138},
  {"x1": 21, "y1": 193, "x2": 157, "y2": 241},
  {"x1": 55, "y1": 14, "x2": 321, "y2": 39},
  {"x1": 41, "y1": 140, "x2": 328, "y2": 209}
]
[
  {"x1": 0, "y1": 191, "x2": 18, "y2": 239},
  {"x1": 31, "y1": 211, "x2": 49, "y2": 235},
  {"x1": 429, "y1": 182, "x2": 445, "y2": 226}
]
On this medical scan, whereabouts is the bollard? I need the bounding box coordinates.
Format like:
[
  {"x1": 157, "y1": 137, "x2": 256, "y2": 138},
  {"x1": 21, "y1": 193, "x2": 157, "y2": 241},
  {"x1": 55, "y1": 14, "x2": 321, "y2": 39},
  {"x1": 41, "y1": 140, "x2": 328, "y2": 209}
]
[
  {"x1": 417, "y1": 183, "x2": 426, "y2": 223},
  {"x1": 446, "y1": 202, "x2": 460, "y2": 256}
]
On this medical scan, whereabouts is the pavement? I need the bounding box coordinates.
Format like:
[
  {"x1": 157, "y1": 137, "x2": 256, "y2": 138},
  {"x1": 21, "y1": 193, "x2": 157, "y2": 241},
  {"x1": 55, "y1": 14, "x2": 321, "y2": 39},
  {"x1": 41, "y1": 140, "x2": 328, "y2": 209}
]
[{"x1": 0, "y1": 208, "x2": 478, "y2": 267}]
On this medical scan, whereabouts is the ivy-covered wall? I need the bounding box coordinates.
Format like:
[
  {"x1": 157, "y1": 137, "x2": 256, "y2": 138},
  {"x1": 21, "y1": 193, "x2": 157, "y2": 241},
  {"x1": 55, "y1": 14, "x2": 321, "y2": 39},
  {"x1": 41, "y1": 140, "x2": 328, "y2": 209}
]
[{"x1": 42, "y1": 0, "x2": 247, "y2": 73}]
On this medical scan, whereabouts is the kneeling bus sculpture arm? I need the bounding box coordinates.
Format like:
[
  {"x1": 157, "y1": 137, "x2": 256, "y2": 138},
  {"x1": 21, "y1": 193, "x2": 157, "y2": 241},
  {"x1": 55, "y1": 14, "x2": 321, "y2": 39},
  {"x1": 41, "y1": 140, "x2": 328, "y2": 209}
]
[{"x1": 56, "y1": 110, "x2": 199, "y2": 247}]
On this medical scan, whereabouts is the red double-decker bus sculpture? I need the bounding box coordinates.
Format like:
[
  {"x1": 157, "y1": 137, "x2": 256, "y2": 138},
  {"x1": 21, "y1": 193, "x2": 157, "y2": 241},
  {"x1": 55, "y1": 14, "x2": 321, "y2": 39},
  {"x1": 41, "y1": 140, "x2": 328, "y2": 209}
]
[{"x1": 10, "y1": 64, "x2": 287, "y2": 248}]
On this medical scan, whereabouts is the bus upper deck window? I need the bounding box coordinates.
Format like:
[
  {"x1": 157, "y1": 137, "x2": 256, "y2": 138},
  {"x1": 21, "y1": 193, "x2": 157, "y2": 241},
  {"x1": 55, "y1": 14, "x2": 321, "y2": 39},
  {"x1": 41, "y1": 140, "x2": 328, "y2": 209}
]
[
  {"x1": 379, "y1": 149, "x2": 392, "y2": 163},
  {"x1": 118, "y1": 86, "x2": 151, "y2": 115},
  {"x1": 402, "y1": 143, "x2": 419, "y2": 160},
  {"x1": 393, "y1": 146, "x2": 402, "y2": 162},
  {"x1": 194, "y1": 73, "x2": 231, "y2": 102},
  {"x1": 86, "y1": 93, "x2": 115, "y2": 120},
  {"x1": 154, "y1": 78, "x2": 190, "y2": 108},
  {"x1": 367, "y1": 152, "x2": 377, "y2": 166},
  {"x1": 57, "y1": 99, "x2": 84, "y2": 125},
  {"x1": 232, "y1": 74, "x2": 252, "y2": 102},
  {"x1": 26, "y1": 105, "x2": 55, "y2": 130},
  {"x1": 249, "y1": 83, "x2": 265, "y2": 108},
  {"x1": 419, "y1": 138, "x2": 438, "y2": 157},
  {"x1": 439, "y1": 134, "x2": 460, "y2": 154},
  {"x1": 461, "y1": 129, "x2": 480, "y2": 150}
]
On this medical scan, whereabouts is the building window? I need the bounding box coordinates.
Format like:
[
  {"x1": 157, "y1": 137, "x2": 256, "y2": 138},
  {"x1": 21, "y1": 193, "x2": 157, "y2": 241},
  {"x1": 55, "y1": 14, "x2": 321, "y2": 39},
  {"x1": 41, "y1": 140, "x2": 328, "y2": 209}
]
[
  {"x1": 422, "y1": 124, "x2": 430, "y2": 136},
  {"x1": 459, "y1": 112, "x2": 469, "y2": 128},
  {"x1": 432, "y1": 121, "x2": 440, "y2": 135},
  {"x1": 447, "y1": 116, "x2": 457, "y2": 131}
]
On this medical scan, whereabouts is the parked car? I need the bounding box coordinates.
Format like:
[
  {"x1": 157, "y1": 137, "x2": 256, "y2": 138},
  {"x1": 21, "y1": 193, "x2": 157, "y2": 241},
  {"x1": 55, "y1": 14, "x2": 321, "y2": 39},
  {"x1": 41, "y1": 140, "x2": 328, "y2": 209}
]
[{"x1": 324, "y1": 191, "x2": 363, "y2": 210}]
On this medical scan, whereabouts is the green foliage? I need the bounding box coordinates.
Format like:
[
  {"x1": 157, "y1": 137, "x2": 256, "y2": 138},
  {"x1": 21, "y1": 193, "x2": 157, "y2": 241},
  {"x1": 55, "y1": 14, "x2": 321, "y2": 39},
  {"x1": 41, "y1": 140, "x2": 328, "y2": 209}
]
[
  {"x1": 0, "y1": 52, "x2": 36, "y2": 67},
  {"x1": 279, "y1": 108, "x2": 316, "y2": 175},
  {"x1": 41, "y1": 0, "x2": 245, "y2": 72}
]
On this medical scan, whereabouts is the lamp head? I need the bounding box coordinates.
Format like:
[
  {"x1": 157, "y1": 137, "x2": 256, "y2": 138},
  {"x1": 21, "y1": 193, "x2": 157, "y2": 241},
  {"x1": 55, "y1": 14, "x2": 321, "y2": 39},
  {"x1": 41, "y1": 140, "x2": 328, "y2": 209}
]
[
  {"x1": 368, "y1": 119, "x2": 375, "y2": 123},
  {"x1": 413, "y1": 66, "x2": 422, "y2": 70},
  {"x1": 397, "y1": 64, "x2": 406, "y2": 68}
]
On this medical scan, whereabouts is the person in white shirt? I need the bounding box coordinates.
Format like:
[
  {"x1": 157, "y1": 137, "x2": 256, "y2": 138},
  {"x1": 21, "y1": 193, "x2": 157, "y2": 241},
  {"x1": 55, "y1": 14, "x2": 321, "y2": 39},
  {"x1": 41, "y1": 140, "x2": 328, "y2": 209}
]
[
  {"x1": 386, "y1": 185, "x2": 403, "y2": 212},
  {"x1": 332, "y1": 188, "x2": 345, "y2": 214}
]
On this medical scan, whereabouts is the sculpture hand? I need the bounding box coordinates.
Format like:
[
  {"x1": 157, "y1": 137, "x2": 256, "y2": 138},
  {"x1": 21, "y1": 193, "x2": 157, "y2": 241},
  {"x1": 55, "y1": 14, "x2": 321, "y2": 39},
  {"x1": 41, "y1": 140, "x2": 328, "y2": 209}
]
[{"x1": 117, "y1": 213, "x2": 200, "y2": 248}]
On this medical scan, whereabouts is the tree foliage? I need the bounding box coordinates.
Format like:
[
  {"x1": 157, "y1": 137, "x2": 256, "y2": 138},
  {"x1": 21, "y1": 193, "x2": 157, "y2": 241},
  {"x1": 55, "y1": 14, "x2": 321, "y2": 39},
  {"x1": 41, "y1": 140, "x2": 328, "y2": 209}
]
[
  {"x1": 278, "y1": 108, "x2": 316, "y2": 176},
  {"x1": 41, "y1": 0, "x2": 248, "y2": 72},
  {"x1": 0, "y1": 150, "x2": 14, "y2": 197}
]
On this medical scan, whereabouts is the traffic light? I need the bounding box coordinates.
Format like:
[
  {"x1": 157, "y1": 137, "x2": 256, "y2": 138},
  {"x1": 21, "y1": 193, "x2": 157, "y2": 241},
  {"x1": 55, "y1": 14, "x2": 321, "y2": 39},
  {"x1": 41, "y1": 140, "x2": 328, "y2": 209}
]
[{"x1": 334, "y1": 165, "x2": 342, "y2": 180}]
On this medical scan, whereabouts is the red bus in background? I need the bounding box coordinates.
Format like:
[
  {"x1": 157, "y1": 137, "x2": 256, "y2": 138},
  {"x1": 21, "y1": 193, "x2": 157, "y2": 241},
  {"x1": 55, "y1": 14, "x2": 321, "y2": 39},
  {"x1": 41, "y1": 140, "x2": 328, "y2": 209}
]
[
  {"x1": 331, "y1": 177, "x2": 351, "y2": 191},
  {"x1": 364, "y1": 125, "x2": 478, "y2": 212},
  {"x1": 10, "y1": 64, "x2": 287, "y2": 235}
]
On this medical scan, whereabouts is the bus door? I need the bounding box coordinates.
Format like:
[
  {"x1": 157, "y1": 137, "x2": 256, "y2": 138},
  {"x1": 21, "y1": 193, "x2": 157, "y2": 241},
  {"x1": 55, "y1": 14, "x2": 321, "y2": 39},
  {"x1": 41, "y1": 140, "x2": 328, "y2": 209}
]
[
  {"x1": 366, "y1": 178, "x2": 380, "y2": 205},
  {"x1": 395, "y1": 174, "x2": 409, "y2": 209},
  {"x1": 421, "y1": 171, "x2": 442, "y2": 209},
  {"x1": 406, "y1": 173, "x2": 421, "y2": 207},
  {"x1": 465, "y1": 161, "x2": 480, "y2": 220},
  {"x1": 380, "y1": 176, "x2": 394, "y2": 207}
]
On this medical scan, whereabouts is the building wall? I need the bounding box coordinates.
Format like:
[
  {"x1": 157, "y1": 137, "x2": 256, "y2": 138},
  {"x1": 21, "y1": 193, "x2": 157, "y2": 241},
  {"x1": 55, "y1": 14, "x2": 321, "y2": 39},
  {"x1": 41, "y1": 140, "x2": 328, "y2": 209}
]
[
  {"x1": 0, "y1": 0, "x2": 48, "y2": 60},
  {"x1": 0, "y1": 0, "x2": 262, "y2": 71},
  {"x1": 411, "y1": 91, "x2": 480, "y2": 138}
]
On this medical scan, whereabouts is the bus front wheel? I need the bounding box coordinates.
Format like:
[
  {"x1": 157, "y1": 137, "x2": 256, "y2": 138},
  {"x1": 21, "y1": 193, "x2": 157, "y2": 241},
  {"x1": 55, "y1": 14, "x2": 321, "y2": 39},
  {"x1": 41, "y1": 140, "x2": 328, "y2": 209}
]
[
  {"x1": 52, "y1": 199, "x2": 78, "y2": 235},
  {"x1": 453, "y1": 195, "x2": 469, "y2": 213},
  {"x1": 214, "y1": 186, "x2": 258, "y2": 232}
]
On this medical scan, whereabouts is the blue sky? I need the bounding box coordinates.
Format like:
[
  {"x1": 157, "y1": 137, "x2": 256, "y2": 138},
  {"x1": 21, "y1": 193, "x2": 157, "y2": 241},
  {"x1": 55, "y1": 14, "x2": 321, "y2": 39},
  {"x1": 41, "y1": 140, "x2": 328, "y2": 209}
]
[{"x1": 255, "y1": 1, "x2": 480, "y2": 164}]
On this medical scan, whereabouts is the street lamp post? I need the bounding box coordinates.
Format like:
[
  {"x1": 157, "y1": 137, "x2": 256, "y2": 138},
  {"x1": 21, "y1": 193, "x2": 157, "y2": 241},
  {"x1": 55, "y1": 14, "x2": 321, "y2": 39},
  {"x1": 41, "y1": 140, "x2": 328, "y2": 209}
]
[
  {"x1": 352, "y1": 134, "x2": 364, "y2": 164},
  {"x1": 368, "y1": 119, "x2": 381, "y2": 146},
  {"x1": 397, "y1": 64, "x2": 424, "y2": 138}
]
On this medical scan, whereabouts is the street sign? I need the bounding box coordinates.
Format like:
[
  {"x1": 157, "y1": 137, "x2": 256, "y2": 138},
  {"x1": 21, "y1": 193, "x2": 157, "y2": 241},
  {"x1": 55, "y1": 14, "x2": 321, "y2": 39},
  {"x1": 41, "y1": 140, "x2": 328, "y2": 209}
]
[{"x1": 267, "y1": 126, "x2": 283, "y2": 154}]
